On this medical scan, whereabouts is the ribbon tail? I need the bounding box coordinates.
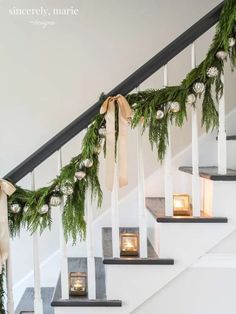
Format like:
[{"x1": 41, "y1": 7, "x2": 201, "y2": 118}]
[
  {"x1": 0, "y1": 180, "x2": 16, "y2": 272},
  {"x1": 105, "y1": 101, "x2": 116, "y2": 191},
  {"x1": 0, "y1": 191, "x2": 10, "y2": 272},
  {"x1": 118, "y1": 108, "x2": 129, "y2": 188}
]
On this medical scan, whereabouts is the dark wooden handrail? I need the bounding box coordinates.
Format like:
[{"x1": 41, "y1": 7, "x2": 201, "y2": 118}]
[{"x1": 4, "y1": 1, "x2": 224, "y2": 183}]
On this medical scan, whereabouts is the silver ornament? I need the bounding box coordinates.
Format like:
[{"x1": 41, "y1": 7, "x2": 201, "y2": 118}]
[
  {"x1": 169, "y1": 102, "x2": 180, "y2": 113},
  {"x1": 75, "y1": 171, "x2": 86, "y2": 181},
  {"x1": 10, "y1": 203, "x2": 21, "y2": 214},
  {"x1": 50, "y1": 195, "x2": 62, "y2": 207},
  {"x1": 207, "y1": 66, "x2": 219, "y2": 78},
  {"x1": 38, "y1": 204, "x2": 49, "y2": 215},
  {"x1": 193, "y1": 82, "x2": 205, "y2": 94},
  {"x1": 61, "y1": 182, "x2": 74, "y2": 196},
  {"x1": 216, "y1": 50, "x2": 227, "y2": 60},
  {"x1": 229, "y1": 37, "x2": 236, "y2": 48},
  {"x1": 94, "y1": 145, "x2": 102, "y2": 154},
  {"x1": 186, "y1": 94, "x2": 196, "y2": 105},
  {"x1": 98, "y1": 127, "x2": 106, "y2": 137},
  {"x1": 156, "y1": 110, "x2": 164, "y2": 120},
  {"x1": 83, "y1": 159, "x2": 93, "y2": 168}
]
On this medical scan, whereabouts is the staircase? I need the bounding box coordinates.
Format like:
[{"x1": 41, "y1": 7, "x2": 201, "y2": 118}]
[{"x1": 2, "y1": 1, "x2": 236, "y2": 314}]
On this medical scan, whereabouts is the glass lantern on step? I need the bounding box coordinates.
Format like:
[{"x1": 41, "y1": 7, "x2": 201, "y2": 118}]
[
  {"x1": 120, "y1": 233, "x2": 139, "y2": 256},
  {"x1": 69, "y1": 272, "x2": 87, "y2": 296},
  {"x1": 173, "y1": 194, "x2": 191, "y2": 216}
]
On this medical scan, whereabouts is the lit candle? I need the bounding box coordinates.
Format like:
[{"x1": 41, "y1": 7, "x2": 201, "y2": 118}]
[{"x1": 174, "y1": 198, "x2": 185, "y2": 209}]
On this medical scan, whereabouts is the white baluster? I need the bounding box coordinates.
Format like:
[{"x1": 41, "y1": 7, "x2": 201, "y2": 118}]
[
  {"x1": 85, "y1": 190, "x2": 96, "y2": 299},
  {"x1": 191, "y1": 42, "x2": 201, "y2": 216},
  {"x1": 111, "y1": 164, "x2": 120, "y2": 258},
  {"x1": 57, "y1": 150, "x2": 69, "y2": 299},
  {"x1": 164, "y1": 64, "x2": 174, "y2": 216},
  {"x1": 6, "y1": 244, "x2": 14, "y2": 314},
  {"x1": 137, "y1": 123, "x2": 148, "y2": 258},
  {"x1": 218, "y1": 74, "x2": 227, "y2": 174},
  {"x1": 31, "y1": 171, "x2": 43, "y2": 314}
]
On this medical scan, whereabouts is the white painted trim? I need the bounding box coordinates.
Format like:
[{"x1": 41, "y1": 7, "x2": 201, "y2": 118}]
[{"x1": 192, "y1": 253, "x2": 236, "y2": 268}]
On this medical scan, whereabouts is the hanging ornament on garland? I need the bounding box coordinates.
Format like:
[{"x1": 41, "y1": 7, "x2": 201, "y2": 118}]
[
  {"x1": 169, "y1": 102, "x2": 180, "y2": 113},
  {"x1": 193, "y1": 82, "x2": 205, "y2": 94},
  {"x1": 10, "y1": 203, "x2": 21, "y2": 214},
  {"x1": 23, "y1": 205, "x2": 29, "y2": 213},
  {"x1": 216, "y1": 50, "x2": 227, "y2": 60},
  {"x1": 186, "y1": 94, "x2": 196, "y2": 105},
  {"x1": 156, "y1": 110, "x2": 164, "y2": 120},
  {"x1": 49, "y1": 194, "x2": 62, "y2": 207},
  {"x1": 83, "y1": 159, "x2": 93, "y2": 168},
  {"x1": 75, "y1": 171, "x2": 86, "y2": 181},
  {"x1": 228, "y1": 37, "x2": 235, "y2": 47},
  {"x1": 207, "y1": 66, "x2": 219, "y2": 78},
  {"x1": 98, "y1": 127, "x2": 106, "y2": 137},
  {"x1": 94, "y1": 145, "x2": 102, "y2": 154},
  {"x1": 38, "y1": 204, "x2": 49, "y2": 215},
  {"x1": 61, "y1": 182, "x2": 74, "y2": 196}
]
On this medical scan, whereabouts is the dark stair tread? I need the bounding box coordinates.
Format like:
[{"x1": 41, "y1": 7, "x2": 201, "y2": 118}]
[
  {"x1": 102, "y1": 227, "x2": 174, "y2": 265},
  {"x1": 146, "y1": 197, "x2": 228, "y2": 223},
  {"x1": 179, "y1": 166, "x2": 236, "y2": 181},
  {"x1": 51, "y1": 257, "x2": 122, "y2": 307},
  {"x1": 216, "y1": 135, "x2": 236, "y2": 141},
  {"x1": 16, "y1": 287, "x2": 54, "y2": 314}
]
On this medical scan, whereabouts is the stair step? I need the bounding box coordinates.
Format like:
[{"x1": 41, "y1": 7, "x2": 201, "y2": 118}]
[
  {"x1": 102, "y1": 227, "x2": 174, "y2": 265},
  {"x1": 179, "y1": 166, "x2": 236, "y2": 181},
  {"x1": 146, "y1": 197, "x2": 228, "y2": 223},
  {"x1": 51, "y1": 257, "x2": 122, "y2": 307},
  {"x1": 16, "y1": 287, "x2": 54, "y2": 314},
  {"x1": 216, "y1": 135, "x2": 236, "y2": 141}
]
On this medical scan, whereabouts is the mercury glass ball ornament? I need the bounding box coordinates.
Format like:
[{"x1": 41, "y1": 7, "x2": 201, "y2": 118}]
[
  {"x1": 193, "y1": 82, "x2": 205, "y2": 94},
  {"x1": 75, "y1": 171, "x2": 86, "y2": 181},
  {"x1": 98, "y1": 127, "x2": 106, "y2": 137},
  {"x1": 216, "y1": 50, "x2": 227, "y2": 60},
  {"x1": 10, "y1": 203, "x2": 21, "y2": 214},
  {"x1": 94, "y1": 145, "x2": 102, "y2": 154},
  {"x1": 61, "y1": 182, "x2": 74, "y2": 196},
  {"x1": 229, "y1": 37, "x2": 236, "y2": 48},
  {"x1": 23, "y1": 205, "x2": 29, "y2": 213},
  {"x1": 207, "y1": 66, "x2": 219, "y2": 78},
  {"x1": 49, "y1": 195, "x2": 62, "y2": 207},
  {"x1": 169, "y1": 102, "x2": 180, "y2": 113},
  {"x1": 38, "y1": 204, "x2": 49, "y2": 215},
  {"x1": 156, "y1": 110, "x2": 164, "y2": 120},
  {"x1": 83, "y1": 159, "x2": 93, "y2": 168},
  {"x1": 186, "y1": 94, "x2": 196, "y2": 105}
]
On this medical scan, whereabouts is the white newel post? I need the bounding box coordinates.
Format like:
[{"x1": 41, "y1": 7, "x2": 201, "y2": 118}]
[
  {"x1": 31, "y1": 171, "x2": 43, "y2": 314},
  {"x1": 111, "y1": 164, "x2": 120, "y2": 258},
  {"x1": 163, "y1": 64, "x2": 174, "y2": 216},
  {"x1": 218, "y1": 74, "x2": 227, "y2": 174},
  {"x1": 191, "y1": 42, "x2": 201, "y2": 216},
  {"x1": 137, "y1": 123, "x2": 148, "y2": 258},
  {"x1": 85, "y1": 190, "x2": 96, "y2": 299},
  {"x1": 57, "y1": 150, "x2": 69, "y2": 299},
  {"x1": 6, "y1": 245, "x2": 14, "y2": 314}
]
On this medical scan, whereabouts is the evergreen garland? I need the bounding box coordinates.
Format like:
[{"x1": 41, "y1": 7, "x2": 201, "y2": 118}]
[{"x1": 1, "y1": 0, "x2": 236, "y2": 310}]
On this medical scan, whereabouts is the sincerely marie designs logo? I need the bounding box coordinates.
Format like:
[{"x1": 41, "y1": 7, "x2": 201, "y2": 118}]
[{"x1": 9, "y1": 6, "x2": 79, "y2": 28}]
